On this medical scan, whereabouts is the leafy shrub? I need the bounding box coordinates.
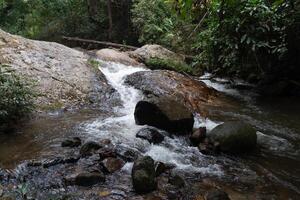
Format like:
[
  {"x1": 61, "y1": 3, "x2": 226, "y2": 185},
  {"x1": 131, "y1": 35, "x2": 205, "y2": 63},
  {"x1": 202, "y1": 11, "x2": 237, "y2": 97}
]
[
  {"x1": 0, "y1": 65, "x2": 36, "y2": 125},
  {"x1": 145, "y1": 58, "x2": 195, "y2": 75},
  {"x1": 195, "y1": 0, "x2": 296, "y2": 80},
  {"x1": 131, "y1": 0, "x2": 179, "y2": 48},
  {"x1": 0, "y1": 0, "x2": 106, "y2": 40}
]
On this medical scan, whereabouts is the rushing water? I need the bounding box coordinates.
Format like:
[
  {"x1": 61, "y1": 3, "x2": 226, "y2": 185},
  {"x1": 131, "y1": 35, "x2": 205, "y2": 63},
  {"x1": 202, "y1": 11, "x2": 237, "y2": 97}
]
[
  {"x1": 0, "y1": 61, "x2": 299, "y2": 198},
  {"x1": 83, "y1": 62, "x2": 223, "y2": 175}
]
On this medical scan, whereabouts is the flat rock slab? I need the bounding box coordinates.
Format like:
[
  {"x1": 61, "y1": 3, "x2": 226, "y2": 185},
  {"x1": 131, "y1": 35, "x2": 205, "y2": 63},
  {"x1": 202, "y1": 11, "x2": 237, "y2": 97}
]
[
  {"x1": 0, "y1": 29, "x2": 118, "y2": 111},
  {"x1": 126, "y1": 70, "x2": 229, "y2": 116}
]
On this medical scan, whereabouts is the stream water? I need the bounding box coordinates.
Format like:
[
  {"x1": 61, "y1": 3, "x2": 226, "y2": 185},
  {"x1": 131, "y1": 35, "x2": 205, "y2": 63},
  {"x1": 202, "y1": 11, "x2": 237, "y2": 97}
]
[{"x1": 0, "y1": 61, "x2": 299, "y2": 199}]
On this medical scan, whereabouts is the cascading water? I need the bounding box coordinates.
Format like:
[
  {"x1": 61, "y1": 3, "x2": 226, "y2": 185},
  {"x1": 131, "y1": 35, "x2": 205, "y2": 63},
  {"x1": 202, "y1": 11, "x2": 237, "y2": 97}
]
[
  {"x1": 82, "y1": 60, "x2": 300, "y2": 197},
  {"x1": 83, "y1": 60, "x2": 223, "y2": 175}
]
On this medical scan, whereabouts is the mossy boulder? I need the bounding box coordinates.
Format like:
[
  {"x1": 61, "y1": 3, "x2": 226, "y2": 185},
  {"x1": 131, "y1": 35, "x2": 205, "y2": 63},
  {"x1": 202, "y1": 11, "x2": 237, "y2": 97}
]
[
  {"x1": 132, "y1": 156, "x2": 156, "y2": 194},
  {"x1": 208, "y1": 121, "x2": 257, "y2": 153}
]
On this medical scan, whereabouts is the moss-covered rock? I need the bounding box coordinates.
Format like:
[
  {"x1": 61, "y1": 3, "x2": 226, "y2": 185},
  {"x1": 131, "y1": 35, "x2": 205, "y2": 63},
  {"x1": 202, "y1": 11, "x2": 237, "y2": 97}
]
[
  {"x1": 145, "y1": 57, "x2": 194, "y2": 75},
  {"x1": 208, "y1": 121, "x2": 257, "y2": 154},
  {"x1": 131, "y1": 156, "x2": 156, "y2": 194}
]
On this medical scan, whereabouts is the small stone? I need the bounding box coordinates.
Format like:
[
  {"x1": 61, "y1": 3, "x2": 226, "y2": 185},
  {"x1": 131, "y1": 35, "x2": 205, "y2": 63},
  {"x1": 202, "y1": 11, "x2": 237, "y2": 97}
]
[
  {"x1": 168, "y1": 174, "x2": 185, "y2": 187},
  {"x1": 102, "y1": 157, "x2": 125, "y2": 173},
  {"x1": 155, "y1": 162, "x2": 166, "y2": 176},
  {"x1": 74, "y1": 172, "x2": 105, "y2": 186},
  {"x1": 136, "y1": 127, "x2": 164, "y2": 144},
  {"x1": 61, "y1": 137, "x2": 81, "y2": 148},
  {"x1": 190, "y1": 127, "x2": 206, "y2": 146},
  {"x1": 116, "y1": 146, "x2": 140, "y2": 162},
  {"x1": 80, "y1": 141, "x2": 102, "y2": 156},
  {"x1": 205, "y1": 189, "x2": 231, "y2": 200},
  {"x1": 98, "y1": 147, "x2": 117, "y2": 160}
]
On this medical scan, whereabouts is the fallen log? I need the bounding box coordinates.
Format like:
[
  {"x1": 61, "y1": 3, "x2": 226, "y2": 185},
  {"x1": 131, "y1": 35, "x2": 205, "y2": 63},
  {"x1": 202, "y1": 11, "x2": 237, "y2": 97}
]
[
  {"x1": 62, "y1": 36, "x2": 197, "y2": 60},
  {"x1": 62, "y1": 36, "x2": 138, "y2": 50}
]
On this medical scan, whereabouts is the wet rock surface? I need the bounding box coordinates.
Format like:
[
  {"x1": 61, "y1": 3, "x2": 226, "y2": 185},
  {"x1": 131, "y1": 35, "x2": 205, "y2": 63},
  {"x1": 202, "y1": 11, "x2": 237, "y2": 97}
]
[
  {"x1": 205, "y1": 189, "x2": 231, "y2": 200},
  {"x1": 74, "y1": 172, "x2": 106, "y2": 186},
  {"x1": 125, "y1": 70, "x2": 228, "y2": 116},
  {"x1": 134, "y1": 98, "x2": 194, "y2": 135},
  {"x1": 132, "y1": 156, "x2": 157, "y2": 194},
  {"x1": 61, "y1": 137, "x2": 82, "y2": 148},
  {"x1": 102, "y1": 157, "x2": 125, "y2": 173},
  {"x1": 80, "y1": 141, "x2": 102, "y2": 156},
  {"x1": 208, "y1": 121, "x2": 257, "y2": 154},
  {"x1": 136, "y1": 127, "x2": 165, "y2": 144},
  {"x1": 190, "y1": 127, "x2": 207, "y2": 146}
]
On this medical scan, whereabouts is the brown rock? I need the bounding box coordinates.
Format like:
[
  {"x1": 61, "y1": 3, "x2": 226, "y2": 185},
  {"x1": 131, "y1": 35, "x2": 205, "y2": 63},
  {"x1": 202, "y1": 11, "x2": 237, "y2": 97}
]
[
  {"x1": 102, "y1": 157, "x2": 125, "y2": 173},
  {"x1": 190, "y1": 127, "x2": 207, "y2": 146}
]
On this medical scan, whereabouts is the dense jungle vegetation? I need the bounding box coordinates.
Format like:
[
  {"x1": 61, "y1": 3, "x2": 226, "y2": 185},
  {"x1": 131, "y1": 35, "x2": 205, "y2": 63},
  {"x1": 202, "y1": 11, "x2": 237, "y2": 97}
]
[{"x1": 0, "y1": 0, "x2": 299, "y2": 91}]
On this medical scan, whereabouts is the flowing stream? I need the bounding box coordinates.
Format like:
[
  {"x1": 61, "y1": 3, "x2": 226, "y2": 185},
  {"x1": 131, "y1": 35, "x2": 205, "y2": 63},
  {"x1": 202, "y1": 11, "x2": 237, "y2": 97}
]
[
  {"x1": 0, "y1": 61, "x2": 299, "y2": 198},
  {"x1": 83, "y1": 61, "x2": 223, "y2": 175}
]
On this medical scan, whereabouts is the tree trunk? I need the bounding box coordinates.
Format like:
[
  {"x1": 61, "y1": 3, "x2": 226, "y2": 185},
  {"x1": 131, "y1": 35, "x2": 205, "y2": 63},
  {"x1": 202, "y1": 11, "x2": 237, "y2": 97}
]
[{"x1": 107, "y1": 0, "x2": 113, "y2": 40}]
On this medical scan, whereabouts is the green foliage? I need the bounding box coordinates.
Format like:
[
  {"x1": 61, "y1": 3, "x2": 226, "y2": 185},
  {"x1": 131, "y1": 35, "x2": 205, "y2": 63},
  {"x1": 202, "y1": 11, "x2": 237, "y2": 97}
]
[
  {"x1": 0, "y1": 0, "x2": 106, "y2": 40},
  {"x1": 0, "y1": 65, "x2": 36, "y2": 124},
  {"x1": 132, "y1": 0, "x2": 179, "y2": 48},
  {"x1": 195, "y1": 0, "x2": 296, "y2": 79},
  {"x1": 145, "y1": 57, "x2": 194, "y2": 75},
  {"x1": 88, "y1": 59, "x2": 103, "y2": 70}
]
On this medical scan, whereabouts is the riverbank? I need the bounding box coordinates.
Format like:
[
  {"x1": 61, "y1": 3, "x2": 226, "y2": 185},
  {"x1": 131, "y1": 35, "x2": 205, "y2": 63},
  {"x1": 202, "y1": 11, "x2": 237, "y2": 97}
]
[{"x1": 0, "y1": 31, "x2": 299, "y2": 199}]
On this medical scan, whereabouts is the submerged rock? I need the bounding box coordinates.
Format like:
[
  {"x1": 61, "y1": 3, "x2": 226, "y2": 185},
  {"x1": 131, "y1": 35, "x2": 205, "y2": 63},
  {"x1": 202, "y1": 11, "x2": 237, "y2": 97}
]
[
  {"x1": 61, "y1": 137, "x2": 81, "y2": 148},
  {"x1": 134, "y1": 98, "x2": 194, "y2": 135},
  {"x1": 208, "y1": 121, "x2": 257, "y2": 153},
  {"x1": 205, "y1": 189, "x2": 231, "y2": 200},
  {"x1": 132, "y1": 156, "x2": 156, "y2": 194},
  {"x1": 136, "y1": 127, "x2": 165, "y2": 144},
  {"x1": 80, "y1": 141, "x2": 102, "y2": 156}
]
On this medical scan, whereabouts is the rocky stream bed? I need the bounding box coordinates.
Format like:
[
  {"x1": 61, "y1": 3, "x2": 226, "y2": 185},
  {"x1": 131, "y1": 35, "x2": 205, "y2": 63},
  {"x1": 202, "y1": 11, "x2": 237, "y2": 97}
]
[{"x1": 0, "y1": 30, "x2": 300, "y2": 200}]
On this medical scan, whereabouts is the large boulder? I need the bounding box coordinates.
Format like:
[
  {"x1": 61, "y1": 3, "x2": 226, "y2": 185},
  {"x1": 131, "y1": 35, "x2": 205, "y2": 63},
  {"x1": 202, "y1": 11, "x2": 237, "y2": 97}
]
[
  {"x1": 128, "y1": 44, "x2": 184, "y2": 63},
  {"x1": 0, "y1": 29, "x2": 117, "y2": 111},
  {"x1": 132, "y1": 156, "x2": 156, "y2": 194},
  {"x1": 134, "y1": 98, "x2": 194, "y2": 135},
  {"x1": 96, "y1": 48, "x2": 141, "y2": 66},
  {"x1": 208, "y1": 121, "x2": 257, "y2": 153},
  {"x1": 126, "y1": 70, "x2": 229, "y2": 117}
]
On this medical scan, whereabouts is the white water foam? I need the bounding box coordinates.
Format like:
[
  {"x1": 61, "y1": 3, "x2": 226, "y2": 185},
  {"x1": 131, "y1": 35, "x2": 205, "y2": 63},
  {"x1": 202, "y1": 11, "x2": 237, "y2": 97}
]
[{"x1": 83, "y1": 61, "x2": 223, "y2": 176}]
